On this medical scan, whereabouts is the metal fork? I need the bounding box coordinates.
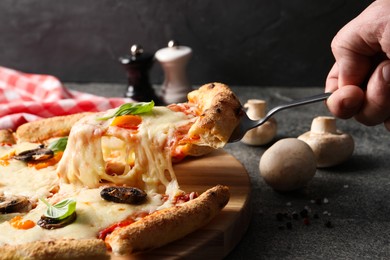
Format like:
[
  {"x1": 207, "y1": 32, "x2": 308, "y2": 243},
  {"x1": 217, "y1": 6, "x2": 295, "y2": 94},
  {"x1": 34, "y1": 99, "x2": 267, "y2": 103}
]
[{"x1": 228, "y1": 92, "x2": 332, "y2": 143}]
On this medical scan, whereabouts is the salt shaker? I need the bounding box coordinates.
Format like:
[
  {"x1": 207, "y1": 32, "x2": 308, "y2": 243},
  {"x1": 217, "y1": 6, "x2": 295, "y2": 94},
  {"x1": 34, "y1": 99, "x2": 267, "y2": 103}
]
[
  {"x1": 119, "y1": 44, "x2": 162, "y2": 104},
  {"x1": 155, "y1": 40, "x2": 192, "y2": 104}
]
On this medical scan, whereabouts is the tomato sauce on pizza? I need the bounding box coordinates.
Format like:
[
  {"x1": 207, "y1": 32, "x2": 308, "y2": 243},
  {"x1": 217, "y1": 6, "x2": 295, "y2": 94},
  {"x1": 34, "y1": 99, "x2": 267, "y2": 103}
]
[{"x1": 0, "y1": 83, "x2": 241, "y2": 258}]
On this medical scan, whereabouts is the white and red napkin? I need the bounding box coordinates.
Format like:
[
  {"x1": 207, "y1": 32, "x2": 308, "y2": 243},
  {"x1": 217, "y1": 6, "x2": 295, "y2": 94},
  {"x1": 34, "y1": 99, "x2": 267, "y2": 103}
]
[{"x1": 0, "y1": 66, "x2": 132, "y2": 130}]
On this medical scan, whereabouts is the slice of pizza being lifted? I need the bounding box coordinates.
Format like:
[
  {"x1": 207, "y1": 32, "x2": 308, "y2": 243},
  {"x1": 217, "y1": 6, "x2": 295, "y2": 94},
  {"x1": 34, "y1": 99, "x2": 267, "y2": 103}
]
[{"x1": 0, "y1": 83, "x2": 242, "y2": 259}]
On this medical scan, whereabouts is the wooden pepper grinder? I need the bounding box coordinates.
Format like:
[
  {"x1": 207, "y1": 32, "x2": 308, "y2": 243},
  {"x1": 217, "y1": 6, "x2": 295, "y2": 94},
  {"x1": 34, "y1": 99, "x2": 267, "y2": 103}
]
[
  {"x1": 155, "y1": 40, "x2": 192, "y2": 104},
  {"x1": 119, "y1": 44, "x2": 162, "y2": 104}
]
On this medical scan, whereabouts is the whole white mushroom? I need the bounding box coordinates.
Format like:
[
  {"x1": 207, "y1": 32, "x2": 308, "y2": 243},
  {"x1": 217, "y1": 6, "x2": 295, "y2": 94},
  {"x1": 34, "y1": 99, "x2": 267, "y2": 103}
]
[
  {"x1": 298, "y1": 116, "x2": 354, "y2": 168},
  {"x1": 259, "y1": 138, "x2": 317, "y2": 192},
  {"x1": 241, "y1": 99, "x2": 277, "y2": 146}
]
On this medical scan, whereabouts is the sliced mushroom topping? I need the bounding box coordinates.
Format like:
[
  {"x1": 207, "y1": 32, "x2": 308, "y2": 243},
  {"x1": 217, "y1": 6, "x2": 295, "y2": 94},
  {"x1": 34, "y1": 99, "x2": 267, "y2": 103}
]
[
  {"x1": 100, "y1": 186, "x2": 147, "y2": 205},
  {"x1": 13, "y1": 147, "x2": 54, "y2": 162},
  {"x1": 37, "y1": 211, "x2": 77, "y2": 230},
  {"x1": 0, "y1": 195, "x2": 32, "y2": 214}
]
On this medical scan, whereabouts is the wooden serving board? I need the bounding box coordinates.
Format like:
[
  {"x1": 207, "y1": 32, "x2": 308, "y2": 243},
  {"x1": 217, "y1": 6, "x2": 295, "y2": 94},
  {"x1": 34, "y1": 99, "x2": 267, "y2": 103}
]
[{"x1": 113, "y1": 149, "x2": 252, "y2": 259}]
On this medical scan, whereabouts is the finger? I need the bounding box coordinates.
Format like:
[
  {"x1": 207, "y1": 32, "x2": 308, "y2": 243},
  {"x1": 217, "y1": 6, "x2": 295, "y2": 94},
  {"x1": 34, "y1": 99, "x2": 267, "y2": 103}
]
[
  {"x1": 354, "y1": 60, "x2": 390, "y2": 126},
  {"x1": 329, "y1": 0, "x2": 387, "y2": 89},
  {"x1": 326, "y1": 85, "x2": 365, "y2": 119},
  {"x1": 385, "y1": 118, "x2": 390, "y2": 132},
  {"x1": 325, "y1": 63, "x2": 339, "y2": 93},
  {"x1": 331, "y1": 26, "x2": 374, "y2": 88}
]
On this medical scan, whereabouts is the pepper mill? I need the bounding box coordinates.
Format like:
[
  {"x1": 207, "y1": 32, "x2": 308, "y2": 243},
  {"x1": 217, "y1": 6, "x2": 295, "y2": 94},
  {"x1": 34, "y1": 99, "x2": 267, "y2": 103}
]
[
  {"x1": 119, "y1": 44, "x2": 162, "y2": 104},
  {"x1": 155, "y1": 40, "x2": 192, "y2": 104}
]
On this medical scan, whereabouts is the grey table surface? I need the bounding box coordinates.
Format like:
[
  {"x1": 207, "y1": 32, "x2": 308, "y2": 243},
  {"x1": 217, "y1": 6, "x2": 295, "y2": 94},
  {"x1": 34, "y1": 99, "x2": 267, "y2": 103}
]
[{"x1": 67, "y1": 83, "x2": 390, "y2": 260}]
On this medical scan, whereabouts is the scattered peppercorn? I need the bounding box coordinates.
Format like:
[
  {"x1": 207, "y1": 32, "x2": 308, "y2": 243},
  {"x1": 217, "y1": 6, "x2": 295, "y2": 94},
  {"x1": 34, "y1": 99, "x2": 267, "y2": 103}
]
[
  {"x1": 303, "y1": 217, "x2": 310, "y2": 225},
  {"x1": 276, "y1": 199, "x2": 334, "y2": 230},
  {"x1": 300, "y1": 209, "x2": 308, "y2": 218},
  {"x1": 276, "y1": 213, "x2": 284, "y2": 221},
  {"x1": 278, "y1": 225, "x2": 285, "y2": 230},
  {"x1": 286, "y1": 222, "x2": 292, "y2": 229},
  {"x1": 324, "y1": 220, "x2": 333, "y2": 228}
]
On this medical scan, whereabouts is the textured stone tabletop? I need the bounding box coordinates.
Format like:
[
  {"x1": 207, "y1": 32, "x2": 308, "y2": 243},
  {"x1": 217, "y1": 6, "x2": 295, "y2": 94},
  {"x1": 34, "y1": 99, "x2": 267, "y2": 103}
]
[{"x1": 67, "y1": 83, "x2": 390, "y2": 259}]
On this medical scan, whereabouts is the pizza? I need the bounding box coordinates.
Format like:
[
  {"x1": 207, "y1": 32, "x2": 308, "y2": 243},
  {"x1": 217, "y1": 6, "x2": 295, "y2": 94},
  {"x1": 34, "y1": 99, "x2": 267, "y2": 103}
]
[{"x1": 0, "y1": 83, "x2": 242, "y2": 259}]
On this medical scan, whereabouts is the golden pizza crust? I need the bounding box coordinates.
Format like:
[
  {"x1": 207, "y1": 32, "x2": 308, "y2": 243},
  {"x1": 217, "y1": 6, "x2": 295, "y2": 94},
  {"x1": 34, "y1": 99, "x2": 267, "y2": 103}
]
[
  {"x1": 0, "y1": 185, "x2": 229, "y2": 258},
  {"x1": 106, "y1": 185, "x2": 230, "y2": 255},
  {"x1": 15, "y1": 112, "x2": 93, "y2": 143},
  {"x1": 0, "y1": 129, "x2": 15, "y2": 145},
  {"x1": 0, "y1": 239, "x2": 108, "y2": 260},
  {"x1": 186, "y1": 83, "x2": 242, "y2": 150},
  {"x1": 12, "y1": 83, "x2": 241, "y2": 149},
  {"x1": 0, "y1": 84, "x2": 238, "y2": 258},
  {"x1": 12, "y1": 83, "x2": 242, "y2": 157}
]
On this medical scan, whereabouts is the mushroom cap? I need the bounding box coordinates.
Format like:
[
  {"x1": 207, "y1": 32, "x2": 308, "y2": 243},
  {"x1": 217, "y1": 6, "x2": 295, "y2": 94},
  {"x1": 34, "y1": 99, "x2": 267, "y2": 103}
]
[
  {"x1": 241, "y1": 118, "x2": 277, "y2": 146},
  {"x1": 241, "y1": 99, "x2": 277, "y2": 146},
  {"x1": 259, "y1": 138, "x2": 316, "y2": 192},
  {"x1": 298, "y1": 131, "x2": 354, "y2": 167},
  {"x1": 298, "y1": 116, "x2": 354, "y2": 168}
]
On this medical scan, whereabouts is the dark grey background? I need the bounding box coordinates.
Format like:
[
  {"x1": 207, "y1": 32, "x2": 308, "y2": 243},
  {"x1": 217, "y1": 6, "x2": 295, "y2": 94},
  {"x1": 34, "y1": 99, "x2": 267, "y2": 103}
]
[{"x1": 0, "y1": 0, "x2": 373, "y2": 86}]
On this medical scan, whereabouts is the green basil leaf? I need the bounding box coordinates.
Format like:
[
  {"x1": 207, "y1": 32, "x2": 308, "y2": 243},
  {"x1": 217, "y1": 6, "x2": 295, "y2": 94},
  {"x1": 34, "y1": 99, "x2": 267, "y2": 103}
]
[
  {"x1": 40, "y1": 198, "x2": 77, "y2": 220},
  {"x1": 48, "y1": 137, "x2": 68, "y2": 152},
  {"x1": 97, "y1": 101, "x2": 155, "y2": 120}
]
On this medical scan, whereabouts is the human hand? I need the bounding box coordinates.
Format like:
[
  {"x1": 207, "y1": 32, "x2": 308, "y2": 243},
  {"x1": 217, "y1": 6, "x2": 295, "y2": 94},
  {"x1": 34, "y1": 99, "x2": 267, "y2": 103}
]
[{"x1": 325, "y1": 0, "x2": 390, "y2": 131}]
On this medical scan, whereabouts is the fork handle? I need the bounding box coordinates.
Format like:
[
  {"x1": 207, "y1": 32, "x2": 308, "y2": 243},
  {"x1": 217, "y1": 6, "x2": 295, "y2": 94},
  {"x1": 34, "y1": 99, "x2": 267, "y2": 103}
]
[{"x1": 259, "y1": 92, "x2": 332, "y2": 125}]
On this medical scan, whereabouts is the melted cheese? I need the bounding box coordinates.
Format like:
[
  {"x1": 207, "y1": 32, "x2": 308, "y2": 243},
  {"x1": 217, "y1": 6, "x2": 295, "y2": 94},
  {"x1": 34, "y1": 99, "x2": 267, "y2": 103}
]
[
  {"x1": 0, "y1": 145, "x2": 59, "y2": 201},
  {"x1": 0, "y1": 184, "x2": 174, "y2": 246},
  {"x1": 57, "y1": 107, "x2": 194, "y2": 196},
  {"x1": 0, "y1": 105, "x2": 195, "y2": 246}
]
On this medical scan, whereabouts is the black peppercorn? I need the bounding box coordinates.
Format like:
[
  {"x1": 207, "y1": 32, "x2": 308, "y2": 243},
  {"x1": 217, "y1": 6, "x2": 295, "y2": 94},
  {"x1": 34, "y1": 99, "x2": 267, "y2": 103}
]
[
  {"x1": 276, "y1": 212, "x2": 284, "y2": 221},
  {"x1": 300, "y1": 209, "x2": 309, "y2": 218},
  {"x1": 324, "y1": 220, "x2": 333, "y2": 228},
  {"x1": 286, "y1": 222, "x2": 292, "y2": 229}
]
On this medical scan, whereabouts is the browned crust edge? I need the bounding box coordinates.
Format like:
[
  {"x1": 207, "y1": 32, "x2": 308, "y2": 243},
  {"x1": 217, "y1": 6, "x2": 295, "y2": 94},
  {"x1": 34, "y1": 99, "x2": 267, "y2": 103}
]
[
  {"x1": 13, "y1": 83, "x2": 241, "y2": 151},
  {"x1": 186, "y1": 83, "x2": 242, "y2": 150},
  {"x1": 1, "y1": 85, "x2": 236, "y2": 258},
  {"x1": 0, "y1": 129, "x2": 16, "y2": 145},
  {"x1": 106, "y1": 184, "x2": 230, "y2": 256},
  {"x1": 0, "y1": 238, "x2": 108, "y2": 260},
  {"x1": 15, "y1": 112, "x2": 94, "y2": 143},
  {"x1": 0, "y1": 185, "x2": 229, "y2": 259}
]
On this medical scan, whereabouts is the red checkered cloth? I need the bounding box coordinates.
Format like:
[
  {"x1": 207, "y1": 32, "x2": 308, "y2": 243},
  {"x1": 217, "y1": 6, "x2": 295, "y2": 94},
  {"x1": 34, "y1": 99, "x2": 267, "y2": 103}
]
[{"x1": 0, "y1": 66, "x2": 132, "y2": 130}]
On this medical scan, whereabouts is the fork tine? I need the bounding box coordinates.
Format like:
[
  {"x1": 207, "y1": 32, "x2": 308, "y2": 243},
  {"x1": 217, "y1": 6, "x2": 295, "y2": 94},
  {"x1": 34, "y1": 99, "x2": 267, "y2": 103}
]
[
  {"x1": 228, "y1": 112, "x2": 256, "y2": 142},
  {"x1": 227, "y1": 92, "x2": 331, "y2": 143}
]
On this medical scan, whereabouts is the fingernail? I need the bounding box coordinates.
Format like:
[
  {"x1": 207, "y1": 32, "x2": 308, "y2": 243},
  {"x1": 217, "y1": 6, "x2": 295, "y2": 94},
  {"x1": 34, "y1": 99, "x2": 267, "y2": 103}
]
[{"x1": 382, "y1": 62, "x2": 390, "y2": 83}]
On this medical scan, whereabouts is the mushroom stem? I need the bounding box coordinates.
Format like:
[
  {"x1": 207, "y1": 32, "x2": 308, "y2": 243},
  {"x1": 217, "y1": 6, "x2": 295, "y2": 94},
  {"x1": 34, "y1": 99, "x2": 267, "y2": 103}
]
[
  {"x1": 244, "y1": 99, "x2": 266, "y2": 119},
  {"x1": 298, "y1": 116, "x2": 354, "y2": 168},
  {"x1": 311, "y1": 116, "x2": 337, "y2": 134}
]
